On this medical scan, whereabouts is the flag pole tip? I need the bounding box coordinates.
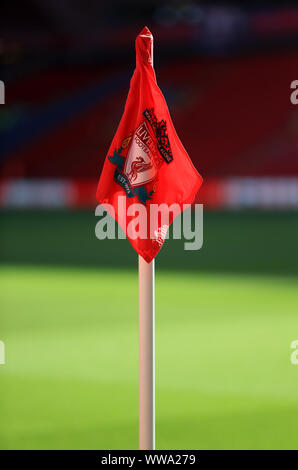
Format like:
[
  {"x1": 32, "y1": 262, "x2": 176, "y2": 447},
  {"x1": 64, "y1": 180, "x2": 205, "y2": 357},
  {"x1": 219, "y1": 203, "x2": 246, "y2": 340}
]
[{"x1": 139, "y1": 26, "x2": 153, "y2": 37}]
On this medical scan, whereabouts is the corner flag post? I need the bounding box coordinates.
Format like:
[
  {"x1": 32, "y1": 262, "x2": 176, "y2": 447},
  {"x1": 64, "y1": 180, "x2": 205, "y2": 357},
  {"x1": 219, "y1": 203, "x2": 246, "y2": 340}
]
[
  {"x1": 138, "y1": 255, "x2": 155, "y2": 450},
  {"x1": 96, "y1": 26, "x2": 202, "y2": 449}
]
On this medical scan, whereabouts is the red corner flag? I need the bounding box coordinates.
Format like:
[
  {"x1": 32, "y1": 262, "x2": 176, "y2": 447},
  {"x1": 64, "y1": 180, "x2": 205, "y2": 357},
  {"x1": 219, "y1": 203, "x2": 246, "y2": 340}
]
[{"x1": 96, "y1": 27, "x2": 202, "y2": 263}]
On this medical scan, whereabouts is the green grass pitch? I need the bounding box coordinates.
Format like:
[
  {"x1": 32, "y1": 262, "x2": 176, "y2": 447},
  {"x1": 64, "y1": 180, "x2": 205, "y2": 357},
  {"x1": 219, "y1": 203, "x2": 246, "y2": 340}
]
[{"x1": 0, "y1": 210, "x2": 298, "y2": 449}]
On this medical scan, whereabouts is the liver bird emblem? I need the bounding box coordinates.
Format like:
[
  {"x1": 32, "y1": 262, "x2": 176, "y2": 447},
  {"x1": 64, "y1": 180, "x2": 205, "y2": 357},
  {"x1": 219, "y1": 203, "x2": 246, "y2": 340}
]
[{"x1": 127, "y1": 156, "x2": 153, "y2": 182}]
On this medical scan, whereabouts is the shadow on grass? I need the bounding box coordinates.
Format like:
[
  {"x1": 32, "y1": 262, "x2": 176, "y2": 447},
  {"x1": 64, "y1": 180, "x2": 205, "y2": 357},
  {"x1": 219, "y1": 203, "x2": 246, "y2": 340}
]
[{"x1": 0, "y1": 209, "x2": 298, "y2": 276}]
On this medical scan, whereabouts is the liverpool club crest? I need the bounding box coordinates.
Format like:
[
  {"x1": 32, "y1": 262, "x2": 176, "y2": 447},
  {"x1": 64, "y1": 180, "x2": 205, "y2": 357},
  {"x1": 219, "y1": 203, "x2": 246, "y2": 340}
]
[
  {"x1": 108, "y1": 110, "x2": 172, "y2": 204},
  {"x1": 124, "y1": 122, "x2": 159, "y2": 188}
]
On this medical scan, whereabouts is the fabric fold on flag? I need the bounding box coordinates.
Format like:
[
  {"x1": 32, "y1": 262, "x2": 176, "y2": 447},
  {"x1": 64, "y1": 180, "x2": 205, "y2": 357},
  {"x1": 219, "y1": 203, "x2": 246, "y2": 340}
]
[{"x1": 96, "y1": 26, "x2": 203, "y2": 263}]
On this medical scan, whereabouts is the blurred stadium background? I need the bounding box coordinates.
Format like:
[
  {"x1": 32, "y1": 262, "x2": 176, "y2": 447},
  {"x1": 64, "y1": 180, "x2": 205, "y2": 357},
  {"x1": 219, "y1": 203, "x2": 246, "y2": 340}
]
[{"x1": 1, "y1": 0, "x2": 298, "y2": 450}]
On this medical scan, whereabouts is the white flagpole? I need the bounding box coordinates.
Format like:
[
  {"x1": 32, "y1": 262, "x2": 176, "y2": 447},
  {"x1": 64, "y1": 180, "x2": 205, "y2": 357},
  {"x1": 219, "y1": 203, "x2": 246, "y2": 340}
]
[{"x1": 138, "y1": 255, "x2": 155, "y2": 450}]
